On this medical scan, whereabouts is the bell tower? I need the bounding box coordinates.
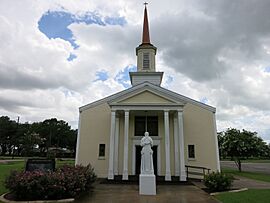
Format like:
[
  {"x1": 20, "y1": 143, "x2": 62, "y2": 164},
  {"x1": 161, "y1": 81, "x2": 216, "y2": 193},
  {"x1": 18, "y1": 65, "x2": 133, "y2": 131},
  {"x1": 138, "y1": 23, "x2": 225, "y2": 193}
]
[
  {"x1": 136, "y1": 3, "x2": 157, "y2": 72},
  {"x1": 130, "y1": 3, "x2": 163, "y2": 86}
]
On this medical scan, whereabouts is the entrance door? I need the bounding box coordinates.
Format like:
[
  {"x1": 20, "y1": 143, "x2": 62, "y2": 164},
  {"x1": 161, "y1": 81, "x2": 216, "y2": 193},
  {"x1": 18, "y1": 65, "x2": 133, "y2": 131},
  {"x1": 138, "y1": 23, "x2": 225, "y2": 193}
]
[{"x1": 135, "y1": 145, "x2": 157, "y2": 175}]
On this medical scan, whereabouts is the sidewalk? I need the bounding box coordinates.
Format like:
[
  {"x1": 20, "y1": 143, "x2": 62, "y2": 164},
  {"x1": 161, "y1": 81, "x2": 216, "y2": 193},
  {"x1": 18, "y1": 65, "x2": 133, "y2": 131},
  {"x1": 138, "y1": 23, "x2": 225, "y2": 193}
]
[
  {"x1": 232, "y1": 175, "x2": 270, "y2": 189},
  {"x1": 74, "y1": 180, "x2": 220, "y2": 203},
  {"x1": 0, "y1": 159, "x2": 24, "y2": 164},
  {"x1": 192, "y1": 176, "x2": 270, "y2": 190}
]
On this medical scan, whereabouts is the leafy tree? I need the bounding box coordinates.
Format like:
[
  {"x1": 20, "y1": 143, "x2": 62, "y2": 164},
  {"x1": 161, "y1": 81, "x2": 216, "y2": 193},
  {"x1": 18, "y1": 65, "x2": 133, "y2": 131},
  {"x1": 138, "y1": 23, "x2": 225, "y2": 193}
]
[
  {"x1": 222, "y1": 128, "x2": 267, "y2": 171},
  {"x1": 0, "y1": 116, "x2": 17, "y2": 155},
  {"x1": 0, "y1": 116, "x2": 77, "y2": 157},
  {"x1": 217, "y1": 132, "x2": 226, "y2": 159},
  {"x1": 37, "y1": 118, "x2": 76, "y2": 150}
]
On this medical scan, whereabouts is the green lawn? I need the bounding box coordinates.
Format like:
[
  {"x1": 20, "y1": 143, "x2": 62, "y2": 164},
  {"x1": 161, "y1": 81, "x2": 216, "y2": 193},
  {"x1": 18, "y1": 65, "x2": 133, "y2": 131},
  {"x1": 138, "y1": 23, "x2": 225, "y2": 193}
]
[
  {"x1": 222, "y1": 167, "x2": 270, "y2": 183},
  {"x1": 0, "y1": 159, "x2": 75, "y2": 195},
  {"x1": 241, "y1": 159, "x2": 270, "y2": 163},
  {"x1": 0, "y1": 161, "x2": 25, "y2": 195},
  {"x1": 215, "y1": 189, "x2": 270, "y2": 203}
]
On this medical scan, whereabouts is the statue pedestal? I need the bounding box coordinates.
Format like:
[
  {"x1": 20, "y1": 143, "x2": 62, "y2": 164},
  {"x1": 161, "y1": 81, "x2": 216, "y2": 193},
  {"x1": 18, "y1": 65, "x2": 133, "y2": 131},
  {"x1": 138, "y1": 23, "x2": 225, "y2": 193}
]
[{"x1": 139, "y1": 174, "x2": 156, "y2": 195}]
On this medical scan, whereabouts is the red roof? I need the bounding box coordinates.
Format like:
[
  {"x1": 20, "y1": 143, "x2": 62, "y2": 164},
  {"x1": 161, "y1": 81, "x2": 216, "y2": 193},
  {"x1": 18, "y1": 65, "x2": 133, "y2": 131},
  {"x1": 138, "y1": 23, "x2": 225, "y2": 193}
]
[{"x1": 142, "y1": 5, "x2": 150, "y2": 44}]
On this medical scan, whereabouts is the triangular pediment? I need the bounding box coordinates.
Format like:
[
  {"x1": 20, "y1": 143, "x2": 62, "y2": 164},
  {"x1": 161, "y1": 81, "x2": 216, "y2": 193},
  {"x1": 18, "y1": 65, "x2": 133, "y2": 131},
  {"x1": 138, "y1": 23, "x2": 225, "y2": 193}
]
[
  {"x1": 117, "y1": 90, "x2": 176, "y2": 104},
  {"x1": 80, "y1": 82, "x2": 215, "y2": 113},
  {"x1": 108, "y1": 84, "x2": 185, "y2": 106}
]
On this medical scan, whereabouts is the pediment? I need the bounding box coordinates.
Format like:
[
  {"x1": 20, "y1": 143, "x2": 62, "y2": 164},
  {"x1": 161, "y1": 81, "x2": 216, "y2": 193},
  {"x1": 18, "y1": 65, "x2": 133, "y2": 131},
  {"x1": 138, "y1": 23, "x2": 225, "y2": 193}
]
[
  {"x1": 80, "y1": 82, "x2": 215, "y2": 113},
  {"x1": 108, "y1": 84, "x2": 185, "y2": 106},
  {"x1": 117, "y1": 90, "x2": 177, "y2": 104}
]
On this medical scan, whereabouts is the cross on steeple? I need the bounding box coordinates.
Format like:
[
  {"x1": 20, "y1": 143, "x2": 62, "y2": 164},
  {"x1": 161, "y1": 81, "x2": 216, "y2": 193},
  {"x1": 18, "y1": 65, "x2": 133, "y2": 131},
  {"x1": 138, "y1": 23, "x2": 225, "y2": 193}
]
[{"x1": 144, "y1": 2, "x2": 148, "y2": 7}]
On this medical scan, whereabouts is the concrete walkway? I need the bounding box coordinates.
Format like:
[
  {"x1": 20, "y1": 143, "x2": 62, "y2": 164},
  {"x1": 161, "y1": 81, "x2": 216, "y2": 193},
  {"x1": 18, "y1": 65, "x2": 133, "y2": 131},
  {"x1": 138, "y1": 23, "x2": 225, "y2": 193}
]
[
  {"x1": 232, "y1": 175, "x2": 270, "y2": 189},
  {"x1": 192, "y1": 176, "x2": 270, "y2": 191},
  {"x1": 74, "y1": 182, "x2": 219, "y2": 203},
  {"x1": 0, "y1": 159, "x2": 24, "y2": 164}
]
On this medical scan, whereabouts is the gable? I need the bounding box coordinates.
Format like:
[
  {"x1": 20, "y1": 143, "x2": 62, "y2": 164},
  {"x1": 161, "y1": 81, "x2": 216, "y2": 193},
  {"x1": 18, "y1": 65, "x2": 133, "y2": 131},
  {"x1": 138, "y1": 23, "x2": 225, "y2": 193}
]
[
  {"x1": 80, "y1": 82, "x2": 215, "y2": 113},
  {"x1": 117, "y1": 90, "x2": 176, "y2": 104}
]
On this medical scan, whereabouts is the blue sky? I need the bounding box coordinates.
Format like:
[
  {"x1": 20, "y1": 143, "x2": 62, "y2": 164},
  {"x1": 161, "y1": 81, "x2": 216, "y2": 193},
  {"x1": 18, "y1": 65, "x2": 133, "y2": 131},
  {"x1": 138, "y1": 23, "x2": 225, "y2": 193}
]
[
  {"x1": 38, "y1": 10, "x2": 126, "y2": 49},
  {"x1": 1, "y1": 1, "x2": 270, "y2": 143},
  {"x1": 38, "y1": 10, "x2": 132, "y2": 84}
]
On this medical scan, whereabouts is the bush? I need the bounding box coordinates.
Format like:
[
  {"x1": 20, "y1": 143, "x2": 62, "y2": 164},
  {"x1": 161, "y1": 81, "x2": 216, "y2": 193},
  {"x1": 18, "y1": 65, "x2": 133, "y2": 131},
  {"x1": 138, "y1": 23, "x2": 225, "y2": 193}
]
[
  {"x1": 5, "y1": 164, "x2": 96, "y2": 201},
  {"x1": 204, "y1": 172, "x2": 233, "y2": 192}
]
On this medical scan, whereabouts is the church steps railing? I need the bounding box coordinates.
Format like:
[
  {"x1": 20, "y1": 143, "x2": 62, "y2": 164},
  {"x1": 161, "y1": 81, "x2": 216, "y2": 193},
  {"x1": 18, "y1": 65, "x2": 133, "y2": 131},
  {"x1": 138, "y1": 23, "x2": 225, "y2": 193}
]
[{"x1": 185, "y1": 165, "x2": 210, "y2": 180}]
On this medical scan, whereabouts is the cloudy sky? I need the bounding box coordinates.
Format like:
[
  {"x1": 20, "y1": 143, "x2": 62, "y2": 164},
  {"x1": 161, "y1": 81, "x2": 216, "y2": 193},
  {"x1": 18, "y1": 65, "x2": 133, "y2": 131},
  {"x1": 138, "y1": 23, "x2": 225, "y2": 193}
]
[{"x1": 0, "y1": 0, "x2": 270, "y2": 143}]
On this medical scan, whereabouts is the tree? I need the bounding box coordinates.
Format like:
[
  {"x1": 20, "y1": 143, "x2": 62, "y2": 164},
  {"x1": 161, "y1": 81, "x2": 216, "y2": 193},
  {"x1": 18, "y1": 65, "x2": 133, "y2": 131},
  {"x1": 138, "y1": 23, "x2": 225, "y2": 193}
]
[
  {"x1": 217, "y1": 131, "x2": 226, "y2": 159},
  {"x1": 0, "y1": 116, "x2": 17, "y2": 155},
  {"x1": 35, "y1": 118, "x2": 77, "y2": 157},
  {"x1": 0, "y1": 116, "x2": 77, "y2": 158},
  {"x1": 222, "y1": 128, "x2": 267, "y2": 171}
]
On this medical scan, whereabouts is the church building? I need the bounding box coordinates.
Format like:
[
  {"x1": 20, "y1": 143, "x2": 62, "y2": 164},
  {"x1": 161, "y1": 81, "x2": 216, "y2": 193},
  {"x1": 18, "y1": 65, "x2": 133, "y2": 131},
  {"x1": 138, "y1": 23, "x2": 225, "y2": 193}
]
[{"x1": 75, "y1": 6, "x2": 220, "y2": 181}]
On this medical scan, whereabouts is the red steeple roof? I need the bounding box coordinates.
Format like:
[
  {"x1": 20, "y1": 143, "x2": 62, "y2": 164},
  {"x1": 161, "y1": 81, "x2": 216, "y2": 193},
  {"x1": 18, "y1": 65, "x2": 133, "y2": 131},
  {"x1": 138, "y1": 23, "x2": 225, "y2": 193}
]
[{"x1": 142, "y1": 4, "x2": 150, "y2": 44}]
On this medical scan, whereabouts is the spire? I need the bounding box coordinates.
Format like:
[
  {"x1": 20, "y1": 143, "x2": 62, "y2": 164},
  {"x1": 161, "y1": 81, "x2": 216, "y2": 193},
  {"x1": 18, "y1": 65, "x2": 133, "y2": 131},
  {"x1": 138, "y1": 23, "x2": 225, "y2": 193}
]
[{"x1": 142, "y1": 3, "x2": 150, "y2": 44}]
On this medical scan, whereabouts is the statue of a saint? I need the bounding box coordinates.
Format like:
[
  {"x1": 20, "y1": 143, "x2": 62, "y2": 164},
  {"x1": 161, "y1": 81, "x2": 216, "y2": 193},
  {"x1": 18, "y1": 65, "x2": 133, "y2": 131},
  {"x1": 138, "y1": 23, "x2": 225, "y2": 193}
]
[{"x1": 140, "y1": 132, "x2": 154, "y2": 175}]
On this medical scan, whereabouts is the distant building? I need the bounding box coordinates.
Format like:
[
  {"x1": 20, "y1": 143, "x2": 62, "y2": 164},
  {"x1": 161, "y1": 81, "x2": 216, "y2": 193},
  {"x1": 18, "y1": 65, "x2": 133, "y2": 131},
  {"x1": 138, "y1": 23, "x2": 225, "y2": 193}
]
[{"x1": 75, "y1": 5, "x2": 220, "y2": 181}]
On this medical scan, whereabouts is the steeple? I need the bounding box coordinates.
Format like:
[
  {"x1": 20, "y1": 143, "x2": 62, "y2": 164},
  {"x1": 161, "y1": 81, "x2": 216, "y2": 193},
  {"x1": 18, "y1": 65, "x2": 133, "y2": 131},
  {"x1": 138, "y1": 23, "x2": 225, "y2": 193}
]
[
  {"x1": 142, "y1": 3, "x2": 150, "y2": 44},
  {"x1": 136, "y1": 3, "x2": 157, "y2": 72},
  {"x1": 130, "y1": 4, "x2": 163, "y2": 86}
]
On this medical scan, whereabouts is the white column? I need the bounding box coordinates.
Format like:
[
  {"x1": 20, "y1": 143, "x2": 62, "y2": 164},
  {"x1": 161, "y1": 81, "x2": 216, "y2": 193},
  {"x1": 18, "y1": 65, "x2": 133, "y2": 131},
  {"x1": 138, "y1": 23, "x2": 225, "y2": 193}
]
[
  {"x1": 114, "y1": 116, "x2": 120, "y2": 175},
  {"x1": 122, "y1": 110, "x2": 129, "y2": 180},
  {"x1": 178, "y1": 110, "x2": 186, "y2": 181},
  {"x1": 173, "y1": 113, "x2": 180, "y2": 176},
  {"x1": 108, "y1": 110, "x2": 116, "y2": 179},
  {"x1": 164, "y1": 110, "x2": 171, "y2": 181}
]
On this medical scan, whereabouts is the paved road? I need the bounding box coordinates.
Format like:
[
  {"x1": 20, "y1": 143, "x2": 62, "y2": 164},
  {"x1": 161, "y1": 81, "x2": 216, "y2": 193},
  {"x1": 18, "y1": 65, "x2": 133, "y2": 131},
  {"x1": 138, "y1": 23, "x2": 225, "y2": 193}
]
[{"x1": 221, "y1": 161, "x2": 270, "y2": 174}]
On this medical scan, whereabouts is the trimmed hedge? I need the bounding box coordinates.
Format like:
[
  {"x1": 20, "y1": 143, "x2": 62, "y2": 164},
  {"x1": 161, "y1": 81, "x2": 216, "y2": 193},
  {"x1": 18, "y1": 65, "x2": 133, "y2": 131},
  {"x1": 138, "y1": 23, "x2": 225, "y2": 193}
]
[
  {"x1": 5, "y1": 164, "x2": 96, "y2": 201},
  {"x1": 204, "y1": 172, "x2": 233, "y2": 192}
]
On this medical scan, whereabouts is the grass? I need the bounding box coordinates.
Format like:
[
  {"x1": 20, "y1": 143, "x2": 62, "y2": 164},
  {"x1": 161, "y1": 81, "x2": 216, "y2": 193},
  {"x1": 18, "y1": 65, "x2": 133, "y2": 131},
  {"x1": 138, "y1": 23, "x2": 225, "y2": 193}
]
[
  {"x1": 0, "y1": 158, "x2": 75, "y2": 196},
  {"x1": 0, "y1": 161, "x2": 25, "y2": 195},
  {"x1": 241, "y1": 159, "x2": 270, "y2": 163},
  {"x1": 215, "y1": 189, "x2": 270, "y2": 203},
  {"x1": 222, "y1": 167, "x2": 270, "y2": 183}
]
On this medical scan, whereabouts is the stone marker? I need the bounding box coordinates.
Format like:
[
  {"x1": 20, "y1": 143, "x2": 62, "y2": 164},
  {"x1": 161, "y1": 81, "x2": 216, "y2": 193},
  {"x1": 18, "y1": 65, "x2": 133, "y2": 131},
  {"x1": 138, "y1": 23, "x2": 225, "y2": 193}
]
[
  {"x1": 26, "y1": 158, "x2": 55, "y2": 172},
  {"x1": 139, "y1": 132, "x2": 156, "y2": 195}
]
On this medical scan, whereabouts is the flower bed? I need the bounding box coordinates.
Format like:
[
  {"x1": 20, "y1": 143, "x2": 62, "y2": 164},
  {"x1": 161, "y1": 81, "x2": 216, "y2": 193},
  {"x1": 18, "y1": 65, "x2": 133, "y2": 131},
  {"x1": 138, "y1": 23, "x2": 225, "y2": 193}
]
[{"x1": 5, "y1": 164, "x2": 96, "y2": 201}]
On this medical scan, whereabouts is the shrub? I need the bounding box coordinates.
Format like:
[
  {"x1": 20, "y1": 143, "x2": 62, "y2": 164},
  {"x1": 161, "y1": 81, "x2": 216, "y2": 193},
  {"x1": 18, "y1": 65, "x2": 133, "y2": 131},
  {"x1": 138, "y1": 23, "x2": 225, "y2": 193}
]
[
  {"x1": 5, "y1": 164, "x2": 96, "y2": 201},
  {"x1": 204, "y1": 172, "x2": 233, "y2": 192}
]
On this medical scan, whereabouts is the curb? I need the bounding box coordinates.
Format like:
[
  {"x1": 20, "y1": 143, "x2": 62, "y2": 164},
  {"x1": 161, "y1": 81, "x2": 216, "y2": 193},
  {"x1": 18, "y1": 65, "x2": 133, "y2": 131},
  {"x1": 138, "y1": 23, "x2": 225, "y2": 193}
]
[
  {"x1": 0, "y1": 193, "x2": 74, "y2": 203},
  {"x1": 210, "y1": 188, "x2": 248, "y2": 196}
]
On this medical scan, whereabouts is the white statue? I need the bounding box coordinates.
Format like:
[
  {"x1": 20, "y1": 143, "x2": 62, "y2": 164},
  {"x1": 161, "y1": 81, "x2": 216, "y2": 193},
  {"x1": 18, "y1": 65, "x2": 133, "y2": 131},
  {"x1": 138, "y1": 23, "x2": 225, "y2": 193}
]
[{"x1": 140, "y1": 132, "x2": 154, "y2": 175}]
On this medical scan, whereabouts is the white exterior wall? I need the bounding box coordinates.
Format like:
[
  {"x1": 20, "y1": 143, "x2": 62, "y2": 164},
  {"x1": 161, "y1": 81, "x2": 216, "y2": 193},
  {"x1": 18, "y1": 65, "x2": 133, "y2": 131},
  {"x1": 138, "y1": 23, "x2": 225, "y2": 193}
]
[{"x1": 76, "y1": 97, "x2": 220, "y2": 178}]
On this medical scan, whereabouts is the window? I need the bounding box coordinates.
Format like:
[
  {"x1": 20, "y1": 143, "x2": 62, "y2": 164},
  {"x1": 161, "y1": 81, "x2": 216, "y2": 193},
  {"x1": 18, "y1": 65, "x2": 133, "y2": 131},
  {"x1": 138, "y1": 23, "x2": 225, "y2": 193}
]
[
  {"x1": 188, "y1": 145, "x2": 195, "y2": 159},
  {"x1": 98, "y1": 144, "x2": 105, "y2": 157},
  {"x1": 143, "y1": 53, "x2": 150, "y2": 69},
  {"x1": 135, "y1": 116, "x2": 158, "y2": 136}
]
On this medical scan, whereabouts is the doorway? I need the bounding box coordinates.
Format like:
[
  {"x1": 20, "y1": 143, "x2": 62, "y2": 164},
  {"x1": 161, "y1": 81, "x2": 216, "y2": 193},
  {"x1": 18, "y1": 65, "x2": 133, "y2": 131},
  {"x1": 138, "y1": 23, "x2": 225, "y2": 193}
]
[{"x1": 135, "y1": 145, "x2": 157, "y2": 175}]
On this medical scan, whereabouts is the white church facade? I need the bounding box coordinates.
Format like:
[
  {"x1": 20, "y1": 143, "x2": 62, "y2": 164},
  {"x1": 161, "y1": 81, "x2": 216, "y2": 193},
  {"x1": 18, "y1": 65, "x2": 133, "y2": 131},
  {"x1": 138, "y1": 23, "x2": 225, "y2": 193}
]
[{"x1": 75, "y1": 6, "x2": 220, "y2": 181}]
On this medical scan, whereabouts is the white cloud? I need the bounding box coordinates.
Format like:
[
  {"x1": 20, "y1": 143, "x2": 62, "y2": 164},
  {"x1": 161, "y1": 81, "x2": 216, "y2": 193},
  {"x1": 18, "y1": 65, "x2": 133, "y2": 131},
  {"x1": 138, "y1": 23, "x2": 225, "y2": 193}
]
[{"x1": 0, "y1": 0, "x2": 270, "y2": 143}]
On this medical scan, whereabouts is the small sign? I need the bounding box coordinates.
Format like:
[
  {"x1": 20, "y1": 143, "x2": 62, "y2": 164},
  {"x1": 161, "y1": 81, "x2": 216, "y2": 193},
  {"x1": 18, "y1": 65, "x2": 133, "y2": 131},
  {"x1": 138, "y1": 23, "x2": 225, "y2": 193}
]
[{"x1": 25, "y1": 159, "x2": 56, "y2": 172}]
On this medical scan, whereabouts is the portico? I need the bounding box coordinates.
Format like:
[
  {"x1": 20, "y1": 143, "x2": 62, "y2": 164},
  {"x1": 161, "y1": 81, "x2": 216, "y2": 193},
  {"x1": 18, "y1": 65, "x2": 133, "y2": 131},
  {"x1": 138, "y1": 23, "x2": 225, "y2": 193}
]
[{"x1": 107, "y1": 103, "x2": 187, "y2": 181}]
